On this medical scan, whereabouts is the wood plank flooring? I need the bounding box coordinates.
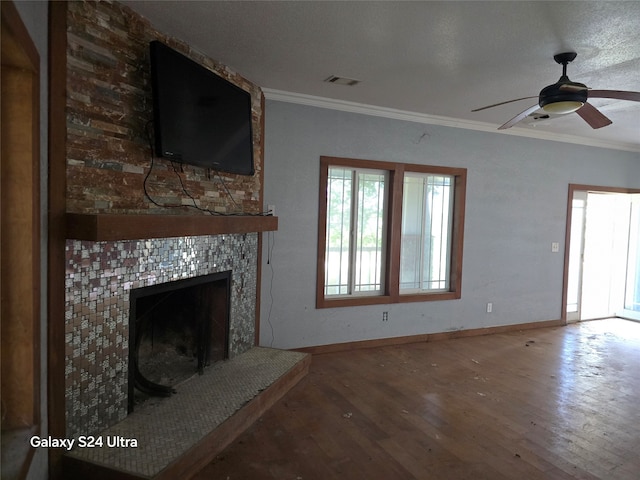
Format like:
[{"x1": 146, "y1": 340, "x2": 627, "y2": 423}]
[{"x1": 195, "y1": 319, "x2": 640, "y2": 480}]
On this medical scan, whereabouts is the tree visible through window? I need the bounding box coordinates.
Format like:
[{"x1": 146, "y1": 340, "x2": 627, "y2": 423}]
[
  {"x1": 317, "y1": 156, "x2": 466, "y2": 308},
  {"x1": 325, "y1": 167, "x2": 387, "y2": 296}
]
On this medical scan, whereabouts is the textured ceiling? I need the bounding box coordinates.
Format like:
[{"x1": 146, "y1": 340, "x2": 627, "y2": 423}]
[{"x1": 122, "y1": 1, "x2": 640, "y2": 151}]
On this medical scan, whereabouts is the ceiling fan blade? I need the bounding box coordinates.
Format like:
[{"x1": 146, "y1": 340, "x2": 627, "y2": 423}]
[
  {"x1": 575, "y1": 102, "x2": 612, "y2": 129},
  {"x1": 588, "y1": 90, "x2": 640, "y2": 102},
  {"x1": 498, "y1": 104, "x2": 541, "y2": 130},
  {"x1": 472, "y1": 96, "x2": 538, "y2": 112}
]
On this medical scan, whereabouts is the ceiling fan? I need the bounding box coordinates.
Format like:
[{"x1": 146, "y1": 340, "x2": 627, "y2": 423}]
[{"x1": 472, "y1": 52, "x2": 640, "y2": 130}]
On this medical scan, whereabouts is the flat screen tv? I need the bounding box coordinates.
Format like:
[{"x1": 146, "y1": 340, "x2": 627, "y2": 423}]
[{"x1": 149, "y1": 40, "x2": 254, "y2": 176}]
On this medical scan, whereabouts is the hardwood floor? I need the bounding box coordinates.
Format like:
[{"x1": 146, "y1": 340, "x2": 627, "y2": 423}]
[{"x1": 195, "y1": 319, "x2": 640, "y2": 479}]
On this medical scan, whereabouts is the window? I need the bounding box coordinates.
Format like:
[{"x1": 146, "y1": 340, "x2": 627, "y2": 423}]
[
  {"x1": 317, "y1": 156, "x2": 466, "y2": 308},
  {"x1": 325, "y1": 167, "x2": 388, "y2": 296},
  {"x1": 400, "y1": 173, "x2": 453, "y2": 293}
]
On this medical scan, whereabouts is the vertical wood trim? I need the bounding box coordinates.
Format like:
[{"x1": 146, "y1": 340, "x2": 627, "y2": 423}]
[
  {"x1": 0, "y1": 1, "x2": 41, "y2": 476},
  {"x1": 255, "y1": 91, "x2": 266, "y2": 345},
  {"x1": 1, "y1": 39, "x2": 34, "y2": 432},
  {"x1": 451, "y1": 169, "x2": 467, "y2": 297},
  {"x1": 561, "y1": 185, "x2": 576, "y2": 324},
  {"x1": 387, "y1": 165, "x2": 404, "y2": 301},
  {"x1": 1, "y1": 0, "x2": 40, "y2": 429},
  {"x1": 30, "y1": 20, "x2": 42, "y2": 430},
  {"x1": 47, "y1": 1, "x2": 68, "y2": 478},
  {"x1": 315, "y1": 157, "x2": 331, "y2": 308}
]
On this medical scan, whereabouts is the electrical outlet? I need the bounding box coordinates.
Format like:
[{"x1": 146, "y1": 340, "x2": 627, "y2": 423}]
[
  {"x1": 267, "y1": 204, "x2": 275, "y2": 216},
  {"x1": 486, "y1": 302, "x2": 493, "y2": 313},
  {"x1": 551, "y1": 242, "x2": 560, "y2": 253},
  {"x1": 382, "y1": 311, "x2": 388, "y2": 322}
]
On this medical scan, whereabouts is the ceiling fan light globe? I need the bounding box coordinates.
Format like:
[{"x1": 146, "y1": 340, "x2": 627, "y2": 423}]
[{"x1": 542, "y1": 101, "x2": 584, "y2": 114}]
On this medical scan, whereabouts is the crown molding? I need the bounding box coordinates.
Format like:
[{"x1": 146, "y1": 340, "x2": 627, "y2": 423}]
[{"x1": 263, "y1": 88, "x2": 640, "y2": 153}]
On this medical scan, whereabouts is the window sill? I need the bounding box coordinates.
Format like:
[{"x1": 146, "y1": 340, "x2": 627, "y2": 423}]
[
  {"x1": 317, "y1": 295, "x2": 393, "y2": 309},
  {"x1": 317, "y1": 291, "x2": 460, "y2": 309},
  {"x1": 398, "y1": 291, "x2": 461, "y2": 303}
]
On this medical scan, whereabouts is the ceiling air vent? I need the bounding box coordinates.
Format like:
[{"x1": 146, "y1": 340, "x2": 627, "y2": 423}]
[{"x1": 324, "y1": 75, "x2": 360, "y2": 86}]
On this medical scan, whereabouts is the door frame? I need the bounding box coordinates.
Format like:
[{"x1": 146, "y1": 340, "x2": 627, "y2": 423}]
[
  {"x1": 1, "y1": 0, "x2": 41, "y2": 476},
  {"x1": 562, "y1": 184, "x2": 640, "y2": 323},
  {"x1": 620, "y1": 193, "x2": 640, "y2": 320},
  {"x1": 565, "y1": 190, "x2": 587, "y2": 322}
]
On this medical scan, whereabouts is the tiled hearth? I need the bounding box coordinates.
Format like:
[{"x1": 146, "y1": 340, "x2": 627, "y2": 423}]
[
  {"x1": 65, "y1": 233, "x2": 258, "y2": 438},
  {"x1": 64, "y1": 347, "x2": 311, "y2": 480}
]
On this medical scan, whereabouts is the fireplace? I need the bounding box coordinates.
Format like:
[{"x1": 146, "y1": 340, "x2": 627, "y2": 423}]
[
  {"x1": 128, "y1": 271, "x2": 231, "y2": 411},
  {"x1": 64, "y1": 233, "x2": 258, "y2": 438}
]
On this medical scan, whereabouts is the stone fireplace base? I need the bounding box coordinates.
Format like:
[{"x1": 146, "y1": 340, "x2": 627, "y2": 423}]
[{"x1": 63, "y1": 348, "x2": 311, "y2": 480}]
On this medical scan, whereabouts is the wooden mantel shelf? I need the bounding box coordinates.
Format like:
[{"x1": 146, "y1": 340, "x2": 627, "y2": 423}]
[{"x1": 66, "y1": 213, "x2": 278, "y2": 241}]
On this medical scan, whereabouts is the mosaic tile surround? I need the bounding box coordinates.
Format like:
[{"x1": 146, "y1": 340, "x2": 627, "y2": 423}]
[{"x1": 65, "y1": 233, "x2": 258, "y2": 438}]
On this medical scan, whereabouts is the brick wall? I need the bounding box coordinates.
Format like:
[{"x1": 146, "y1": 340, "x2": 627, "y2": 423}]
[{"x1": 66, "y1": 0, "x2": 263, "y2": 215}]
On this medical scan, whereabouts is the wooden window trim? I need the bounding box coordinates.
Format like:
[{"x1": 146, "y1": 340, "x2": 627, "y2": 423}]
[{"x1": 317, "y1": 156, "x2": 466, "y2": 309}]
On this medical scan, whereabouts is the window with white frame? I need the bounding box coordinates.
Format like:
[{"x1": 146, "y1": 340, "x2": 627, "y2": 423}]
[{"x1": 317, "y1": 156, "x2": 466, "y2": 308}]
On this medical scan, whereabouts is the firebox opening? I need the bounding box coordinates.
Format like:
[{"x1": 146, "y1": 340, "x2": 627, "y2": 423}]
[{"x1": 128, "y1": 271, "x2": 231, "y2": 412}]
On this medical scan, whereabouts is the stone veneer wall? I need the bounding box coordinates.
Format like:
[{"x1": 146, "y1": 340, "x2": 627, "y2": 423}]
[
  {"x1": 66, "y1": 0, "x2": 263, "y2": 215},
  {"x1": 65, "y1": 233, "x2": 258, "y2": 437}
]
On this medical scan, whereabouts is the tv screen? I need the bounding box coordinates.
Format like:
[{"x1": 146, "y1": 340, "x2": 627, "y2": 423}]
[{"x1": 149, "y1": 41, "x2": 255, "y2": 176}]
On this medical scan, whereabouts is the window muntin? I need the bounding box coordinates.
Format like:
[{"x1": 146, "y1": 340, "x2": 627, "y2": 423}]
[
  {"x1": 325, "y1": 167, "x2": 387, "y2": 296},
  {"x1": 400, "y1": 173, "x2": 453, "y2": 293}
]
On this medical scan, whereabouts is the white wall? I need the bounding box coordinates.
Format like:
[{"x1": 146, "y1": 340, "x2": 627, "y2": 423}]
[
  {"x1": 260, "y1": 100, "x2": 640, "y2": 349},
  {"x1": 13, "y1": 1, "x2": 49, "y2": 478}
]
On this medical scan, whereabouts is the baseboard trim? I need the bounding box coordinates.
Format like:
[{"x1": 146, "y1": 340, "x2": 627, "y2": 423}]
[{"x1": 293, "y1": 319, "x2": 565, "y2": 355}]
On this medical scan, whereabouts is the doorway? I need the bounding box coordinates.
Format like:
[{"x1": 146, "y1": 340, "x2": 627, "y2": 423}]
[{"x1": 564, "y1": 185, "x2": 640, "y2": 322}]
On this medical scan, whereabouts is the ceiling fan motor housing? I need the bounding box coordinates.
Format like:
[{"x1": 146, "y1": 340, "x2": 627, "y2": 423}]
[{"x1": 539, "y1": 76, "x2": 588, "y2": 111}]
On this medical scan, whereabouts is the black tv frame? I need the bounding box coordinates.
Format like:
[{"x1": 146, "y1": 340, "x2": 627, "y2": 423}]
[{"x1": 149, "y1": 40, "x2": 255, "y2": 176}]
